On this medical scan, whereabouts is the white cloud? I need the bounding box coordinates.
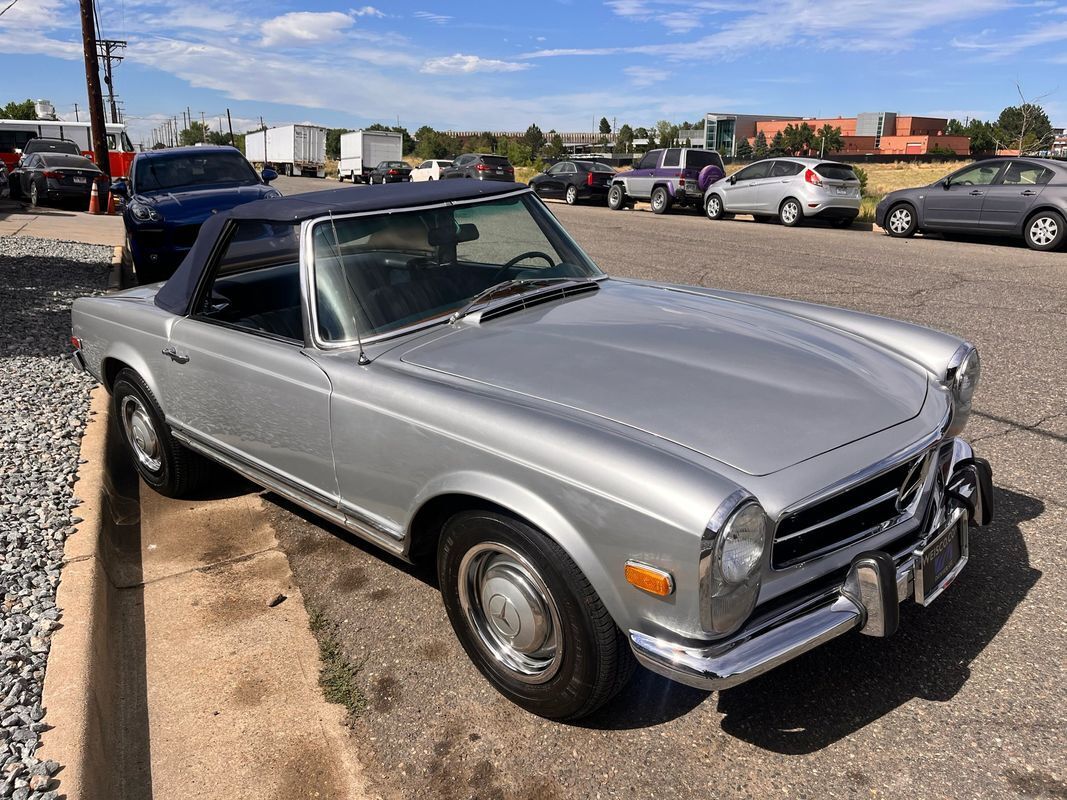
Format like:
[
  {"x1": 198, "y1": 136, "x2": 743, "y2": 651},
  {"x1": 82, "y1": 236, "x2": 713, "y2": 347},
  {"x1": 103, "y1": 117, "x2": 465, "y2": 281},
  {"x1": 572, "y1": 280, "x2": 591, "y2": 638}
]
[
  {"x1": 420, "y1": 53, "x2": 530, "y2": 74},
  {"x1": 260, "y1": 11, "x2": 356, "y2": 48},
  {"x1": 352, "y1": 6, "x2": 385, "y2": 16},
  {"x1": 623, "y1": 65, "x2": 666, "y2": 87},
  {"x1": 414, "y1": 11, "x2": 451, "y2": 24}
]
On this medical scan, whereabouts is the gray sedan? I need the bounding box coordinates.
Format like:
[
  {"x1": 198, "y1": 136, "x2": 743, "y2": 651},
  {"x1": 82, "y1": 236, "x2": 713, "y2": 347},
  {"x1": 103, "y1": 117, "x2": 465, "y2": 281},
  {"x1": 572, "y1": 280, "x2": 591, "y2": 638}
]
[
  {"x1": 876, "y1": 157, "x2": 1066, "y2": 251},
  {"x1": 70, "y1": 180, "x2": 993, "y2": 720},
  {"x1": 705, "y1": 157, "x2": 861, "y2": 227}
]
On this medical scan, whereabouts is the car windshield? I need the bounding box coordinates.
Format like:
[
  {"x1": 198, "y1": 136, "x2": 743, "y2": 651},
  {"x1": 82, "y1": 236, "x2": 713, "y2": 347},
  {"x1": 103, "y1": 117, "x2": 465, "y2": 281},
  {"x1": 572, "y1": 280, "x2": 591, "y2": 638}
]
[
  {"x1": 40, "y1": 154, "x2": 95, "y2": 169},
  {"x1": 134, "y1": 152, "x2": 259, "y2": 192},
  {"x1": 311, "y1": 192, "x2": 603, "y2": 341}
]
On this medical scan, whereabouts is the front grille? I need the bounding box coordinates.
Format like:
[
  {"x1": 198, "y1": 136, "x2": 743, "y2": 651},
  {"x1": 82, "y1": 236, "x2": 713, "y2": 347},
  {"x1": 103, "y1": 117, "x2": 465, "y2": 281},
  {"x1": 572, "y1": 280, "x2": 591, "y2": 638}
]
[
  {"x1": 772, "y1": 451, "x2": 931, "y2": 568},
  {"x1": 171, "y1": 224, "x2": 201, "y2": 249}
]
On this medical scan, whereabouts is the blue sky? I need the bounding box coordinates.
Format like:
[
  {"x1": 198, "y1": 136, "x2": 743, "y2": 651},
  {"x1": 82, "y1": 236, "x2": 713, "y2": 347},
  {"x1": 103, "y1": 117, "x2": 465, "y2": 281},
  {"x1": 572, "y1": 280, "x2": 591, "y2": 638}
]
[{"x1": 0, "y1": 0, "x2": 1061, "y2": 144}]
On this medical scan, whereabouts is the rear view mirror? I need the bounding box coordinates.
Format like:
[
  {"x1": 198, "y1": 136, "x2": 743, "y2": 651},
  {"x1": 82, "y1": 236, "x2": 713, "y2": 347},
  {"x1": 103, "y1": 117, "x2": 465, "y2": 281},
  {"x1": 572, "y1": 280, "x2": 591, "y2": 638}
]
[
  {"x1": 110, "y1": 179, "x2": 129, "y2": 198},
  {"x1": 942, "y1": 178, "x2": 951, "y2": 189},
  {"x1": 428, "y1": 222, "x2": 480, "y2": 246},
  {"x1": 729, "y1": 175, "x2": 737, "y2": 185},
  {"x1": 261, "y1": 168, "x2": 278, "y2": 184}
]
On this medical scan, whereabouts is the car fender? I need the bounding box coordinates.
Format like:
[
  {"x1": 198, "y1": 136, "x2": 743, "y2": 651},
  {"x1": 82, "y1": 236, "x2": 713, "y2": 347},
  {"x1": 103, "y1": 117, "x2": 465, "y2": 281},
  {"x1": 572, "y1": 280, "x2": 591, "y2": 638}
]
[
  {"x1": 407, "y1": 470, "x2": 631, "y2": 626},
  {"x1": 1017, "y1": 201, "x2": 1062, "y2": 236}
]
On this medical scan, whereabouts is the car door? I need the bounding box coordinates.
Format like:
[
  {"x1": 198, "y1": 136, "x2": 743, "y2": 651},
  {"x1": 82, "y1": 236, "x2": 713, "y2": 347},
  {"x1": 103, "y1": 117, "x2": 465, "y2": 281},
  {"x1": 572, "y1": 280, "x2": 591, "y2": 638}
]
[
  {"x1": 979, "y1": 161, "x2": 1052, "y2": 232},
  {"x1": 722, "y1": 161, "x2": 771, "y2": 212},
  {"x1": 923, "y1": 161, "x2": 1005, "y2": 229},
  {"x1": 161, "y1": 221, "x2": 338, "y2": 504},
  {"x1": 537, "y1": 163, "x2": 566, "y2": 196},
  {"x1": 627, "y1": 150, "x2": 661, "y2": 198},
  {"x1": 765, "y1": 160, "x2": 804, "y2": 212},
  {"x1": 19, "y1": 154, "x2": 38, "y2": 195}
]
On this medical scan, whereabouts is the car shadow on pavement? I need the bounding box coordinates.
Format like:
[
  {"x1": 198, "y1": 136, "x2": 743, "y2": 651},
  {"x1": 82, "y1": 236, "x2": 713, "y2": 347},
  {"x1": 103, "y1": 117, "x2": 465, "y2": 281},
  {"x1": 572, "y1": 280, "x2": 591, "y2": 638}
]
[{"x1": 714, "y1": 485, "x2": 1042, "y2": 754}]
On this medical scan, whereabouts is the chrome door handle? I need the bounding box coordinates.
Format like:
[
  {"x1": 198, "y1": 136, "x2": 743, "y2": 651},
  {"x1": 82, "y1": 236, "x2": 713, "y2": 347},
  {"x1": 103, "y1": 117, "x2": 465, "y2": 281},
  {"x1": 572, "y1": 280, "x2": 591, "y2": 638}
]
[
  {"x1": 969, "y1": 190, "x2": 984, "y2": 196},
  {"x1": 162, "y1": 347, "x2": 189, "y2": 364},
  {"x1": 1020, "y1": 190, "x2": 1037, "y2": 196}
]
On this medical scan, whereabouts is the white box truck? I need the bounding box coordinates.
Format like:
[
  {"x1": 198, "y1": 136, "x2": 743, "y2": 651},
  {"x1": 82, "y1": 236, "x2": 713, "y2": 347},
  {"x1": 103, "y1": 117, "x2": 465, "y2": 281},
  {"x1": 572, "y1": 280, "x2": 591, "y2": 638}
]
[
  {"x1": 338, "y1": 130, "x2": 403, "y2": 183},
  {"x1": 245, "y1": 124, "x2": 327, "y2": 178}
]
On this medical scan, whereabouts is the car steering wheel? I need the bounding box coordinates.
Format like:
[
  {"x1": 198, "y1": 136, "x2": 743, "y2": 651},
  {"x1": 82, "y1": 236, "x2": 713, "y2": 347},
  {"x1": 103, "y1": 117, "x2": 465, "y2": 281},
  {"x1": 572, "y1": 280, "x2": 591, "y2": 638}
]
[{"x1": 489, "y1": 251, "x2": 555, "y2": 283}]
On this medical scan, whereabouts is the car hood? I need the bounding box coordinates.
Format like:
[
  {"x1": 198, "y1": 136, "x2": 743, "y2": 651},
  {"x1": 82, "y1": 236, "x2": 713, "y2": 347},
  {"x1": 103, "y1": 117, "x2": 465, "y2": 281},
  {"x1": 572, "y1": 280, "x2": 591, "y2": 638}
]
[
  {"x1": 135, "y1": 184, "x2": 274, "y2": 220},
  {"x1": 400, "y1": 280, "x2": 929, "y2": 476}
]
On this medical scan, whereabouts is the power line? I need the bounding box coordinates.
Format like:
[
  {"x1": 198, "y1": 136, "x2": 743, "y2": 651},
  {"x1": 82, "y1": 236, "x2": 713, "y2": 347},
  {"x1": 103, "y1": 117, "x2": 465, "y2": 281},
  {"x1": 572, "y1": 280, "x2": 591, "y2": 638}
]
[{"x1": 0, "y1": 0, "x2": 21, "y2": 20}]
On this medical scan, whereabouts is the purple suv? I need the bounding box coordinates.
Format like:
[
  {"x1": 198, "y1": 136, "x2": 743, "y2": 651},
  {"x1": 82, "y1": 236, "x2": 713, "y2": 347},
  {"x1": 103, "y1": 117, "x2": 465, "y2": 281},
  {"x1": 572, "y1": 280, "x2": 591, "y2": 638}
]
[{"x1": 608, "y1": 147, "x2": 725, "y2": 214}]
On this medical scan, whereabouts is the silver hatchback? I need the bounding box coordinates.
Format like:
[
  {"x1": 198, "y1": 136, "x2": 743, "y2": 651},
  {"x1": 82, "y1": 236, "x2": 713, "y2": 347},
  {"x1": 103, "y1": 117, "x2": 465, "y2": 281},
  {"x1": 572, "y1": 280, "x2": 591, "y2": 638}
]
[{"x1": 705, "y1": 157, "x2": 862, "y2": 228}]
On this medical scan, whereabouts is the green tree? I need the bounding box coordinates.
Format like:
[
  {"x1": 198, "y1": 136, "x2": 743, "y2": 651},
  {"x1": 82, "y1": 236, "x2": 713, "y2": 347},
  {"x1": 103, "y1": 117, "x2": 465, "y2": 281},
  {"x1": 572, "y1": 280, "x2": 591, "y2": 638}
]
[
  {"x1": 546, "y1": 133, "x2": 566, "y2": 160},
  {"x1": 816, "y1": 124, "x2": 844, "y2": 155},
  {"x1": 0, "y1": 99, "x2": 37, "y2": 119},
  {"x1": 995, "y1": 102, "x2": 1053, "y2": 154},
  {"x1": 179, "y1": 121, "x2": 208, "y2": 146},
  {"x1": 735, "y1": 137, "x2": 753, "y2": 159},
  {"x1": 966, "y1": 119, "x2": 996, "y2": 154},
  {"x1": 617, "y1": 123, "x2": 634, "y2": 153},
  {"x1": 523, "y1": 123, "x2": 545, "y2": 157},
  {"x1": 599, "y1": 117, "x2": 611, "y2": 135},
  {"x1": 945, "y1": 118, "x2": 966, "y2": 136},
  {"x1": 414, "y1": 125, "x2": 454, "y2": 160},
  {"x1": 151, "y1": 141, "x2": 167, "y2": 150},
  {"x1": 753, "y1": 130, "x2": 769, "y2": 158},
  {"x1": 206, "y1": 130, "x2": 232, "y2": 146},
  {"x1": 770, "y1": 131, "x2": 785, "y2": 155},
  {"x1": 325, "y1": 128, "x2": 352, "y2": 160}
]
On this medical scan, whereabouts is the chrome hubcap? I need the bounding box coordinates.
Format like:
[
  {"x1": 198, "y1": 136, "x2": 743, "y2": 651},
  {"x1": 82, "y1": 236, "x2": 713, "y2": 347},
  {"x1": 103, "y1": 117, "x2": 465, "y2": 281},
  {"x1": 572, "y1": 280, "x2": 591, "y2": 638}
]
[
  {"x1": 566, "y1": 187, "x2": 576, "y2": 203},
  {"x1": 782, "y1": 202, "x2": 798, "y2": 224},
  {"x1": 120, "y1": 395, "x2": 162, "y2": 473},
  {"x1": 889, "y1": 208, "x2": 911, "y2": 233},
  {"x1": 1030, "y1": 216, "x2": 1057, "y2": 246},
  {"x1": 707, "y1": 197, "x2": 720, "y2": 217},
  {"x1": 652, "y1": 193, "x2": 665, "y2": 210},
  {"x1": 458, "y1": 542, "x2": 562, "y2": 684}
]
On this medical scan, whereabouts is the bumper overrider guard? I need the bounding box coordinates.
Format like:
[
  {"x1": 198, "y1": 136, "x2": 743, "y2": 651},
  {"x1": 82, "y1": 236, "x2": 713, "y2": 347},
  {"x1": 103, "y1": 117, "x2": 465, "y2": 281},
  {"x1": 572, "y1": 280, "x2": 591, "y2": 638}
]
[{"x1": 629, "y1": 453, "x2": 994, "y2": 691}]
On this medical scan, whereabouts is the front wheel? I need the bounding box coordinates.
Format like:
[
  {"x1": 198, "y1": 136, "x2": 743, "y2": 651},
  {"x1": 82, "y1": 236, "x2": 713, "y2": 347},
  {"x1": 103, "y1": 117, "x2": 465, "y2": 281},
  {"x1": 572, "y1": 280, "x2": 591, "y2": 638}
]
[
  {"x1": 1024, "y1": 210, "x2": 1065, "y2": 251},
  {"x1": 779, "y1": 197, "x2": 802, "y2": 227},
  {"x1": 885, "y1": 203, "x2": 917, "y2": 237},
  {"x1": 705, "y1": 193, "x2": 725, "y2": 220},
  {"x1": 112, "y1": 369, "x2": 206, "y2": 498},
  {"x1": 438, "y1": 510, "x2": 635, "y2": 720},
  {"x1": 607, "y1": 184, "x2": 626, "y2": 210},
  {"x1": 565, "y1": 185, "x2": 578, "y2": 205},
  {"x1": 29, "y1": 180, "x2": 42, "y2": 207},
  {"x1": 650, "y1": 186, "x2": 671, "y2": 215}
]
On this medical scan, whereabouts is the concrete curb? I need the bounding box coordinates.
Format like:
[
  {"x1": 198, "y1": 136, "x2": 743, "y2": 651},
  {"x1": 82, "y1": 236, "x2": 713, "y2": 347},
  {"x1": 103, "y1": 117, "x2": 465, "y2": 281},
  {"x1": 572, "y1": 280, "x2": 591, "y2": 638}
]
[{"x1": 37, "y1": 388, "x2": 119, "y2": 799}]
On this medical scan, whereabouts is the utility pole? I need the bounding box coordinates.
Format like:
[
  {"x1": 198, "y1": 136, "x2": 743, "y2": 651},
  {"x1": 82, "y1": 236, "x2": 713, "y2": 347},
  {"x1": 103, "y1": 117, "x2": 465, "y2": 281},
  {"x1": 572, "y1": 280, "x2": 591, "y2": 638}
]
[
  {"x1": 226, "y1": 108, "x2": 234, "y2": 147},
  {"x1": 200, "y1": 111, "x2": 206, "y2": 142},
  {"x1": 96, "y1": 38, "x2": 126, "y2": 124},
  {"x1": 79, "y1": 0, "x2": 111, "y2": 181},
  {"x1": 73, "y1": 103, "x2": 79, "y2": 121}
]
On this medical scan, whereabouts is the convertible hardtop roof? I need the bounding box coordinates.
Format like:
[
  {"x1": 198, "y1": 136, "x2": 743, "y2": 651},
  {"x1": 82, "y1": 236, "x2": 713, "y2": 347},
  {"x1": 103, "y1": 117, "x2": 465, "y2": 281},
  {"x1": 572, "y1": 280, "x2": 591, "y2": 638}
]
[
  {"x1": 155, "y1": 180, "x2": 529, "y2": 315},
  {"x1": 230, "y1": 179, "x2": 527, "y2": 223}
]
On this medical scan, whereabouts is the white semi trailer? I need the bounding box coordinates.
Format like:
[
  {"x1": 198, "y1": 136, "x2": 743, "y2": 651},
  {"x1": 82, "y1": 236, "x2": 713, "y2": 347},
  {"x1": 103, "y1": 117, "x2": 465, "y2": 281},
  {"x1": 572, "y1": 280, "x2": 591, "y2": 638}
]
[
  {"x1": 245, "y1": 124, "x2": 327, "y2": 178},
  {"x1": 338, "y1": 130, "x2": 403, "y2": 183}
]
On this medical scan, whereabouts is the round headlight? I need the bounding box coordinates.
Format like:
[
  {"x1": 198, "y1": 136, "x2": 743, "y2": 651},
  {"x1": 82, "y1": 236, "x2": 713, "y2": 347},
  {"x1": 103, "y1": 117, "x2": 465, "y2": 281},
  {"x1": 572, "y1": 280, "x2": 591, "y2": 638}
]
[
  {"x1": 129, "y1": 199, "x2": 160, "y2": 222},
  {"x1": 716, "y1": 503, "x2": 767, "y2": 584},
  {"x1": 954, "y1": 347, "x2": 980, "y2": 408}
]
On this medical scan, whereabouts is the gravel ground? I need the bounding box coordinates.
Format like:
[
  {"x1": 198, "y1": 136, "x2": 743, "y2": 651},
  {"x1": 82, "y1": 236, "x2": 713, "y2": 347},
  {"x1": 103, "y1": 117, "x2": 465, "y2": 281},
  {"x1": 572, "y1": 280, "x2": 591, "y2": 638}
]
[{"x1": 0, "y1": 238, "x2": 111, "y2": 800}]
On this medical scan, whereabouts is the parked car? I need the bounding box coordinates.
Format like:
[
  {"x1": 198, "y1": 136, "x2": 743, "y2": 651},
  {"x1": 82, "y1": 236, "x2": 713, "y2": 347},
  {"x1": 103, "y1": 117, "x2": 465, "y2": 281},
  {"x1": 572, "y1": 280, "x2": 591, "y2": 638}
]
[
  {"x1": 109, "y1": 146, "x2": 279, "y2": 284},
  {"x1": 529, "y1": 160, "x2": 615, "y2": 205},
  {"x1": 22, "y1": 137, "x2": 82, "y2": 157},
  {"x1": 705, "y1": 158, "x2": 861, "y2": 227},
  {"x1": 876, "y1": 157, "x2": 1066, "y2": 251},
  {"x1": 608, "y1": 147, "x2": 724, "y2": 214},
  {"x1": 410, "y1": 159, "x2": 453, "y2": 182},
  {"x1": 367, "y1": 160, "x2": 412, "y2": 184},
  {"x1": 14, "y1": 152, "x2": 102, "y2": 209},
  {"x1": 71, "y1": 180, "x2": 993, "y2": 721},
  {"x1": 441, "y1": 153, "x2": 515, "y2": 181}
]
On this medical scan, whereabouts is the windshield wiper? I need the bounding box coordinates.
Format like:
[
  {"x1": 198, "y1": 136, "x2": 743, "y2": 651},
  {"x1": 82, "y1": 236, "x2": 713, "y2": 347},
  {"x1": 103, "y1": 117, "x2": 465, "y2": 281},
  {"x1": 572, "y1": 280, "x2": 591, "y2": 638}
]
[{"x1": 450, "y1": 277, "x2": 582, "y2": 324}]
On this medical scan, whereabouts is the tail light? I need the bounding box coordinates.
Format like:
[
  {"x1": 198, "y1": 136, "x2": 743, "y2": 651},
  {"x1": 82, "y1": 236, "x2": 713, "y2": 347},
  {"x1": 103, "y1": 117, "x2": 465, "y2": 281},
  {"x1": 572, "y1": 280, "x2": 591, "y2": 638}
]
[
  {"x1": 388, "y1": 169, "x2": 399, "y2": 175},
  {"x1": 43, "y1": 170, "x2": 61, "y2": 179},
  {"x1": 476, "y1": 164, "x2": 490, "y2": 171},
  {"x1": 804, "y1": 169, "x2": 823, "y2": 187},
  {"x1": 586, "y1": 171, "x2": 595, "y2": 186},
  {"x1": 505, "y1": 166, "x2": 514, "y2": 173}
]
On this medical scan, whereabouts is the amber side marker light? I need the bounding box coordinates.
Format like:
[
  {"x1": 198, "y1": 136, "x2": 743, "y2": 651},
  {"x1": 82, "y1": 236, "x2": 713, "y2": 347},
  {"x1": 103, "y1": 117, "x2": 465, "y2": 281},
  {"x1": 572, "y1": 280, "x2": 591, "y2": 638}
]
[{"x1": 624, "y1": 561, "x2": 674, "y2": 597}]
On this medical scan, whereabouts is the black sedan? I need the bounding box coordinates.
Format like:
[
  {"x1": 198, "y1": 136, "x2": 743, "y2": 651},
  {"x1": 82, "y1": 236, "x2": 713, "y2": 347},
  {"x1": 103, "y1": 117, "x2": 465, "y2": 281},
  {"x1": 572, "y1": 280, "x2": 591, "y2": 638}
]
[
  {"x1": 368, "y1": 161, "x2": 412, "y2": 184},
  {"x1": 16, "y1": 152, "x2": 102, "y2": 209},
  {"x1": 529, "y1": 160, "x2": 616, "y2": 205},
  {"x1": 876, "y1": 157, "x2": 1066, "y2": 251}
]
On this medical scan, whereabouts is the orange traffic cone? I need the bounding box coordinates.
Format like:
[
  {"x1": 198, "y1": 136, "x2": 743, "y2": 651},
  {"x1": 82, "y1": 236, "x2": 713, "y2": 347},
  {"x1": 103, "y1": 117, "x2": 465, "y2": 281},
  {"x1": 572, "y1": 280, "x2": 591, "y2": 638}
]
[
  {"x1": 88, "y1": 179, "x2": 101, "y2": 215},
  {"x1": 105, "y1": 185, "x2": 116, "y2": 215}
]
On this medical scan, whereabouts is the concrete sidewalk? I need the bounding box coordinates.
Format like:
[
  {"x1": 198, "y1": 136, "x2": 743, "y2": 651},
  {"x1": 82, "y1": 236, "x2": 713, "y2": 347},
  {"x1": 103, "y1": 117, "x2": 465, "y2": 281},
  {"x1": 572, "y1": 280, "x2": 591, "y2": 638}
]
[
  {"x1": 0, "y1": 201, "x2": 124, "y2": 247},
  {"x1": 39, "y1": 390, "x2": 370, "y2": 799}
]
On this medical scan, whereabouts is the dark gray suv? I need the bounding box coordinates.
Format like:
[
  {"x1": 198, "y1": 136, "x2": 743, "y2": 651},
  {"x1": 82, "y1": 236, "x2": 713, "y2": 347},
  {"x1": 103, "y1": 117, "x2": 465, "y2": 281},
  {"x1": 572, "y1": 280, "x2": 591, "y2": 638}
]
[
  {"x1": 876, "y1": 158, "x2": 1066, "y2": 251},
  {"x1": 441, "y1": 153, "x2": 515, "y2": 181}
]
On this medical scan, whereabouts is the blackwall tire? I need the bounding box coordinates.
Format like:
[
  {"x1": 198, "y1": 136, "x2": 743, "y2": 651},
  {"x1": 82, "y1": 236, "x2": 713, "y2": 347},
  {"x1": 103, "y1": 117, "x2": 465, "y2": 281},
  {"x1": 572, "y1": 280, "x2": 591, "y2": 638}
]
[{"x1": 438, "y1": 510, "x2": 635, "y2": 720}]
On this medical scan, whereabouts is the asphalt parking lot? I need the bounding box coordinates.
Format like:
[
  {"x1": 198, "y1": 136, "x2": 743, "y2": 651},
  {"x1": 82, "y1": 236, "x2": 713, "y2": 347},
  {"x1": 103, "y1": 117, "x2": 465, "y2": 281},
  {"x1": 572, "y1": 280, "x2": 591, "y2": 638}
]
[{"x1": 269, "y1": 175, "x2": 1065, "y2": 799}]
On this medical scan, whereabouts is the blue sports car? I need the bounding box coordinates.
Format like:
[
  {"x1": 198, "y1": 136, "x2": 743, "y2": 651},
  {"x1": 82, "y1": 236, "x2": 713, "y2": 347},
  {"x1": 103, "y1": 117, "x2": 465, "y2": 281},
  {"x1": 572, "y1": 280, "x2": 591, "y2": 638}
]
[{"x1": 111, "y1": 146, "x2": 279, "y2": 284}]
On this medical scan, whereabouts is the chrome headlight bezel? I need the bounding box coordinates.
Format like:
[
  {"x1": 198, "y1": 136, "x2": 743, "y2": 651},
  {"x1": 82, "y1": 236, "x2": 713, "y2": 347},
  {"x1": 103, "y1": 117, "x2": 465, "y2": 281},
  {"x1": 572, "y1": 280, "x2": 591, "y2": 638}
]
[
  {"x1": 945, "y1": 344, "x2": 980, "y2": 437},
  {"x1": 700, "y1": 491, "x2": 769, "y2": 637},
  {"x1": 128, "y1": 199, "x2": 162, "y2": 223}
]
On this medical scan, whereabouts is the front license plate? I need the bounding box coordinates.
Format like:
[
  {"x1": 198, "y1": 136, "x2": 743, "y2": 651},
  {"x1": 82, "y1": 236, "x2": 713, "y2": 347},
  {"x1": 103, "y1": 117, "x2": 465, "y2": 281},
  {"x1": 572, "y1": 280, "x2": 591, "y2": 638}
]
[
  {"x1": 73, "y1": 176, "x2": 86, "y2": 184},
  {"x1": 915, "y1": 515, "x2": 967, "y2": 605}
]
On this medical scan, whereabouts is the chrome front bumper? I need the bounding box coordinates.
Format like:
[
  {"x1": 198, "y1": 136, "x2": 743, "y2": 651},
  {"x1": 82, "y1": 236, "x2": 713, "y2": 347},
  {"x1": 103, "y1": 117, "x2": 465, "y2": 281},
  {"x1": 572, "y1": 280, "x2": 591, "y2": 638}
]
[{"x1": 630, "y1": 458, "x2": 992, "y2": 692}]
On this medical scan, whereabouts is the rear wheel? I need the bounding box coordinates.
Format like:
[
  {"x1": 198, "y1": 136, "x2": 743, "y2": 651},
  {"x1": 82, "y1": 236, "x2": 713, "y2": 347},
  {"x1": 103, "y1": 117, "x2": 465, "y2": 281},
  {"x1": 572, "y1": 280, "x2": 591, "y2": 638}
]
[
  {"x1": 565, "y1": 185, "x2": 578, "y2": 205},
  {"x1": 650, "y1": 186, "x2": 671, "y2": 215},
  {"x1": 29, "y1": 180, "x2": 42, "y2": 207},
  {"x1": 607, "y1": 184, "x2": 626, "y2": 210},
  {"x1": 885, "y1": 203, "x2": 917, "y2": 238},
  {"x1": 779, "y1": 197, "x2": 802, "y2": 227},
  {"x1": 438, "y1": 510, "x2": 635, "y2": 720},
  {"x1": 705, "y1": 193, "x2": 725, "y2": 220},
  {"x1": 112, "y1": 369, "x2": 206, "y2": 498},
  {"x1": 1023, "y1": 210, "x2": 1065, "y2": 251}
]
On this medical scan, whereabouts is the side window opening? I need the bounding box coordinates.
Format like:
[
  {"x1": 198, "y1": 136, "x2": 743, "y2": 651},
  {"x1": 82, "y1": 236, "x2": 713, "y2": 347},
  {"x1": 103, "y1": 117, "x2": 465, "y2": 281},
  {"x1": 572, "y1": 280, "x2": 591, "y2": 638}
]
[{"x1": 662, "y1": 148, "x2": 681, "y2": 168}]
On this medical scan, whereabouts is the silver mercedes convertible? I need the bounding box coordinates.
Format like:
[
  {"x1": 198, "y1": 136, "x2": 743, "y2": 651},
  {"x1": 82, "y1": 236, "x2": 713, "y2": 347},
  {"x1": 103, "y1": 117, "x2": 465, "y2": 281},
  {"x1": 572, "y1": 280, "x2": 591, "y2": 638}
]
[{"x1": 71, "y1": 181, "x2": 993, "y2": 720}]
